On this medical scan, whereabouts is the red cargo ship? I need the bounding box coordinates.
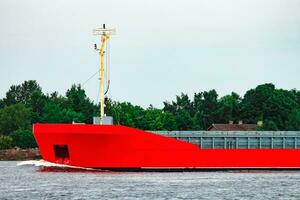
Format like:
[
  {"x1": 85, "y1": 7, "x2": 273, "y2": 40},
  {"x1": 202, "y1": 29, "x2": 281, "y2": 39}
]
[
  {"x1": 33, "y1": 25, "x2": 300, "y2": 170},
  {"x1": 33, "y1": 124, "x2": 300, "y2": 170}
]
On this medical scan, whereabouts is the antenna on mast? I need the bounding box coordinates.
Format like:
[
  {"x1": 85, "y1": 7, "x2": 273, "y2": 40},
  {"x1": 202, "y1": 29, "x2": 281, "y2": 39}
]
[{"x1": 93, "y1": 24, "x2": 116, "y2": 124}]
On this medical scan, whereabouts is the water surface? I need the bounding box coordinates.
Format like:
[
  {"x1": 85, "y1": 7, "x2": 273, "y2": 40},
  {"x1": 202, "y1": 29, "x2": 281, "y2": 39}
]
[{"x1": 1, "y1": 161, "x2": 300, "y2": 200}]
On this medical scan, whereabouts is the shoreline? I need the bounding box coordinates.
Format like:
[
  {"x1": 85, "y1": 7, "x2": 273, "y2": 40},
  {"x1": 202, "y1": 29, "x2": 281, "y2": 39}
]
[{"x1": 0, "y1": 148, "x2": 41, "y2": 161}]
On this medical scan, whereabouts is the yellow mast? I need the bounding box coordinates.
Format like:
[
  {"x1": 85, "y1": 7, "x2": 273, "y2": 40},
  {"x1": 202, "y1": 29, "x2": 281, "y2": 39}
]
[
  {"x1": 93, "y1": 24, "x2": 115, "y2": 124},
  {"x1": 99, "y1": 34, "x2": 109, "y2": 120}
]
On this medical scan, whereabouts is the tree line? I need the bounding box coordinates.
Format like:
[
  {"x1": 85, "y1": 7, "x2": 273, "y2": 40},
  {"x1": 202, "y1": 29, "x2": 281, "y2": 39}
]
[{"x1": 0, "y1": 80, "x2": 300, "y2": 149}]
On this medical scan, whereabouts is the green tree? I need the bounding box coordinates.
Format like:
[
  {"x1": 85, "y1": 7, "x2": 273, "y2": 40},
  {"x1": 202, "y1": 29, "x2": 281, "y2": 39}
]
[
  {"x1": 0, "y1": 135, "x2": 13, "y2": 150},
  {"x1": 66, "y1": 85, "x2": 97, "y2": 123},
  {"x1": 162, "y1": 112, "x2": 177, "y2": 131},
  {"x1": 265, "y1": 89, "x2": 297, "y2": 129},
  {"x1": 11, "y1": 129, "x2": 37, "y2": 148},
  {"x1": 218, "y1": 92, "x2": 241, "y2": 123},
  {"x1": 163, "y1": 93, "x2": 196, "y2": 130},
  {"x1": 29, "y1": 91, "x2": 47, "y2": 123},
  {"x1": 4, "y1": 80, "x2": 42, "y2": 106},
  {"x1": 41, "y1": 102, "x2": 84, "y2": 123},
  {"x1": 1, "y1": 80, "x2": 299, "y2": 132},
  {"x1": 286, "y1": 109, "x2": 300, "y2": 131},
  {"x1": 196, "y1": 90, "x2": 220, "y2": 129},
  {"x1": 240, "y1": 83, "x2": 276, "y2": 123},
  {"x1": 291, "y1": 89, "x2": 300, "y2": 108},
  {"x1": 193, "y1": 110, "x2": 205, "y2": 130},
  {"x1": 40, "y1": 102, "x2": 62, "y2": 123},
  {"x1": 0, "y1": 99, "x2": 4, "y2": 109},
  {"x1": 142, "y1": 105, "x2": 180, "y2": 130},
  {"x1": 175, "y1": 109, "x2": 196, "y2": 130},
  {"x1": 262, "y1": 120, "x2": 279, "y2": 131},
  {"x1": 48, "y1": 91, "x2": 68, "y2": 106},
  {"x1": 110, "y1": 101, "x2": 145, "y2": 128},
  {"x1": 240, "y1": 84, "x2": 298, "y2": 130},
  {"x1": 143, "y1": 106, "x2": 165, "y2": 130},
  {"x1": 3, "y1": 80, "x2": 45, "y2": 123},
  {"x1": 163, "y1": 93, "x2": 193, "y2": 114},
  {"x1": 0, "y1": 104, "x2": 31, "y2": 135}
]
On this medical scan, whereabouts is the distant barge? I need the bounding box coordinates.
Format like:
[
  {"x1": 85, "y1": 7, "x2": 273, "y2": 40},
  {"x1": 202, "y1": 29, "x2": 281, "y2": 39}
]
[{"x1": 33, "y1": 124, "x2": 300, "y2": 170}]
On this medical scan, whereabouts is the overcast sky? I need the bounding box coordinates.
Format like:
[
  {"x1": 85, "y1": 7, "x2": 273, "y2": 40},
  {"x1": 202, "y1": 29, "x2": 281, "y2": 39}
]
[{"x1": 1, "y1": 0, "x2": 300, "y2": 107}]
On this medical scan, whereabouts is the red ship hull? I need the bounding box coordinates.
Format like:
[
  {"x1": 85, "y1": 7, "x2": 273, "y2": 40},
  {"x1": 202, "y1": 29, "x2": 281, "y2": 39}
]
[{"x1": 33, "y1": 124, "x2": 300, "y2": 170}]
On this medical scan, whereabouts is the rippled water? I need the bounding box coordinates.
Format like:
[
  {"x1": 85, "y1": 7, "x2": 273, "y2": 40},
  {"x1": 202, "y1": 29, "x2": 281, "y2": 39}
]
[{"x1": 1, "y1": 161, "x2": 300, "y2": 200}]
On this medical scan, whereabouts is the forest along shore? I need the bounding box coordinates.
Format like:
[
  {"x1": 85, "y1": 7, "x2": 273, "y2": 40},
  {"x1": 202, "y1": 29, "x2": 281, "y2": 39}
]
[{"x1": 0, "y1": 148, "x2": 41, "y2": 161}]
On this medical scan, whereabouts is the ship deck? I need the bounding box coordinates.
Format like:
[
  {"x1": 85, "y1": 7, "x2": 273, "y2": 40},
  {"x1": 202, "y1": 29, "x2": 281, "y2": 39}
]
[{"x1": 153, "y1": 131, "x2": 300, "y2": 149}]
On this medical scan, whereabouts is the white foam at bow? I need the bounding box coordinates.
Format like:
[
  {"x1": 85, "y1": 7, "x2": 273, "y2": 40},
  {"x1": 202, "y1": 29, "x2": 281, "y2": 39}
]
[{"x1": 17, "y1": 160, "x2": 95, "y2": 170}]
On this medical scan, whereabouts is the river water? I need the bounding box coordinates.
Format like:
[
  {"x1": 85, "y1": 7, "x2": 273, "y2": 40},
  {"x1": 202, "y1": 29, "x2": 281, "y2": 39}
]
[{"x1": 1, "y1": 161, "x2": 300, "y2": 200}]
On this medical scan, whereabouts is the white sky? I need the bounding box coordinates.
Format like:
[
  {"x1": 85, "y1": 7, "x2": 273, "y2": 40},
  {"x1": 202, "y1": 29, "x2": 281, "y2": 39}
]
[{"x1": 1, "y1": 0, "x2": 300, "y2": 107}]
